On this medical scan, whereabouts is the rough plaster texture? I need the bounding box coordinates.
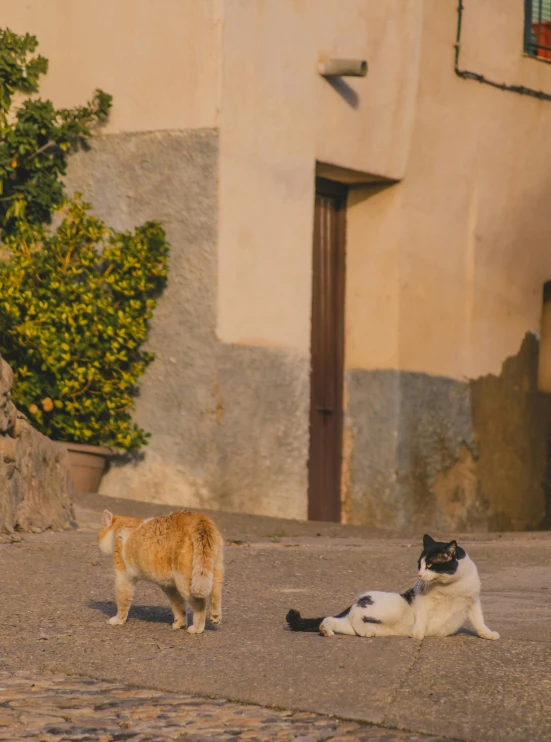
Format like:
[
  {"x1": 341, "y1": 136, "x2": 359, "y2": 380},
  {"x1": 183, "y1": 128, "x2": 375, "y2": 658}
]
[
  {"x1": 214, "y1": 343, "x2": 309, "y2": 519},
  {"x1": 470, "y1": 333, "x2": 551, "y2": 530},
  {"x1": 0, "y1": 355, "x2": 75, "y2": 534},
  {"x1": 65, "y1": 129, "x2": 221, "y2": 509},
  {"x1": 65, "y1": 131, "x2": 309, "y2": 520},
  {"x1": 344, "y1": 334, "x2": 551, "y2": 531},
  {"x1": 344, "y1": 368, "x2": 474, "y2": 531}
]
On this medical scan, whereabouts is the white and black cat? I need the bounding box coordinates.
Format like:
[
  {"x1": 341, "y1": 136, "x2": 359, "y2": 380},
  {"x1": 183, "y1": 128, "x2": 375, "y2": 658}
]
[{"x1": 286, "y1": 534, "x2": 499, "y2": 641}]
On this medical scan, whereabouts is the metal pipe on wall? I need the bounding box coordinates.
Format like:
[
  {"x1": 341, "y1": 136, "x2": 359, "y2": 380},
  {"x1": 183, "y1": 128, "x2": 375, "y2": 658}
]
[{"x1": 317, "y1": 59, "x2": 367, "y2": 77}]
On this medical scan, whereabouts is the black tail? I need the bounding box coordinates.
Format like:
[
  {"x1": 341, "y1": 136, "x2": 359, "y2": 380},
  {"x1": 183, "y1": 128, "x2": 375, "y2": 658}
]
[{"x1": 286, "y1": 609, "x2": 324, "y2": 632}]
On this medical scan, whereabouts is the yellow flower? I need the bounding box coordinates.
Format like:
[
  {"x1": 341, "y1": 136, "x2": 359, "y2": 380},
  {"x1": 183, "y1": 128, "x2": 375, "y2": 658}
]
[
  {"x1": 42, "y1": 397, "x2": 54, "y2": 412},
  {"x1": 28, "y1": 404, "x2": 38, "y2": 415}
]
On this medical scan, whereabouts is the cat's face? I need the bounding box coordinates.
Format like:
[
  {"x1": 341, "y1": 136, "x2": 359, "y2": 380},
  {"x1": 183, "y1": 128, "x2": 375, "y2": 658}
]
[{"x1": 417, "y1": 534, "x2": 466, "y2": 583}]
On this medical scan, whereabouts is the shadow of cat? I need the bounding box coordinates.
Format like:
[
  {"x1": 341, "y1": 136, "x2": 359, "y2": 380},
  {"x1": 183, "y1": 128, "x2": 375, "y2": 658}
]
[
  {"x1": 455, "y1": 627, "x2": 478, "y2": 638},
  {"x1": 88, "y1": 600, "x2": 218, "y2": 629}
]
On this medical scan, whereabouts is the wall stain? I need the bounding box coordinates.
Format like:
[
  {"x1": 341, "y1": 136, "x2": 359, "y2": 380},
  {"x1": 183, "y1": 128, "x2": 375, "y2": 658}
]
[
  {"x1": 469, "y1": 332, "x2": 551, "y2": 530},
  {"x1": 432, "y1": 443, "x2": 495, "y2": 532},
  {"x1": 213, "y1": 380, "x2": 224, "y2": 423},
  {"x1": 346, "y1": 333, "x2": 551, "y2": 532}
]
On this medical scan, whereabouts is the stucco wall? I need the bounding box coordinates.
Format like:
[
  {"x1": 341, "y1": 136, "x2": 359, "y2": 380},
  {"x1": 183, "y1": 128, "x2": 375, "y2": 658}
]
[
  {"x1": 342, "y1": 0, "x2": 551, "y2": 529},
  {"x1": 1, "y1": 0, "x2": 221, "y2": 133},
  {"x1": 213, "y1": 0, "x2": 425, "y2": 523},
  {"x1": 346, "y1": 0, "x2": 551, "y2": 380},
  {"x1": 64, "y1": 131, "x2": 309, "y2": 520},
  {"x1": 216, "y1": 0, "x2": 423, "y2": 353},
  {"x1": 8, "y1": 0, "x2": 551, "y2": 529}
]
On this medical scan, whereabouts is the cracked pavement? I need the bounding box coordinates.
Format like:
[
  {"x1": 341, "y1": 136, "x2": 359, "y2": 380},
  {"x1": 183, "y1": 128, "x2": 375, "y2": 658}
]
[{"x1": 1, "y1": 492, "x2": 550, "y2": 741}]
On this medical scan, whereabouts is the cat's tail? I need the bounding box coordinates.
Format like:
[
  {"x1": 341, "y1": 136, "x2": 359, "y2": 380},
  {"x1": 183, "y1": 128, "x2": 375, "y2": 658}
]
[
  {"x1": 286, "y1": 609, "x2": 325, "y2": 632},
  {"x1": 191, "y1": 516, "x2": 218, "y2": 598}
]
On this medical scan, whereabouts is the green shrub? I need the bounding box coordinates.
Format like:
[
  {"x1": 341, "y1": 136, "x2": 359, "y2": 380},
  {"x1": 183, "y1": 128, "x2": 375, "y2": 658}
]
[
  {"x1": 0, "y1": 197, "x2": 168, "y2": 451},
  {"x1": 0, "y1": 28, "x2": 111, "y2": 236},
  {"x1": 0, "y1": 28, "x2": 169, "y2": 451}
]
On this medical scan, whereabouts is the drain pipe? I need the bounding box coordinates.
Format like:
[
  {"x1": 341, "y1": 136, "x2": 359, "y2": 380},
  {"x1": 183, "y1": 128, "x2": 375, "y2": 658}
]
[{"x1": 317, "y1": 58, "x2": 368, "y2": 77}]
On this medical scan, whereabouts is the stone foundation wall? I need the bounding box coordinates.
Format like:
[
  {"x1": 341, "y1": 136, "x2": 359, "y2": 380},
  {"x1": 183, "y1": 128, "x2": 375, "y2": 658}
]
[{"x1": 0, "y1": 355, "x2": 75, "y2": 534}]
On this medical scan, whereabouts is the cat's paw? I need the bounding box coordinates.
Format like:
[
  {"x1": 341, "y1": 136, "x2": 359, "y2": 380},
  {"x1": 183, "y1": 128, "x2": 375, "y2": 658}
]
[
  {"x1": 409, "y1": 632, "x2": 425, "y2": 641},
  {"x1": 319, "y1": 622, "x2": 334, "y2": 637},
  {"x1": 187, "y1": 625, "x2": 204, "y2": 634},
  {"x1": 172, "y1": 619, "x2": 186, "y2": 630},
  {"x1": 210, "y1": 614, "x2": 222, "y2": 625},
  {"x1": 108, "y1": 616, "x2": 126, "y2": 627},
  {"x1": 480, "y1": 630, "x2": 500, "y2": 641}
]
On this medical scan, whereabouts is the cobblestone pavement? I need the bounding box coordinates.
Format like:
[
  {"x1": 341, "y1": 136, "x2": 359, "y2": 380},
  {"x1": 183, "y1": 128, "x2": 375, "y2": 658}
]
[{"x1": 0, "y1": 671, "x2": 450, "y2": 742}]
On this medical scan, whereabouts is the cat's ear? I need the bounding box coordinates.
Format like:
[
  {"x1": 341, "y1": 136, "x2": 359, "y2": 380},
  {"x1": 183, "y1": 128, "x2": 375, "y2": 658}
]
[
  {"x1": 423, "y1": 534, "x2": 435, "y2": 550},
  {"x1": 102, "y1": 510, "x2": 113, "y2": 527},
  {"x1": 445, "y1": 540, "x2": 457, "y2": 557}
]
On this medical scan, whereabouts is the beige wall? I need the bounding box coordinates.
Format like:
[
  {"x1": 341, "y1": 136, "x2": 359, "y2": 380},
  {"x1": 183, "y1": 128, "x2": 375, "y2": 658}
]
[
  {"x1": 215, "y1": 0, "x2": 551, "y2": 380},
  {"x1": 346, "y1": 0, "x2": 551, "y2": 380},
  {"x1": 3, "y1": 0, "x2": 424, "y2": 356},
  {"x1": 216, "y1": 0, "x2": 424, "y2": 352},
  {"x1": 6, "y1": 0, "x2": 551, "y2": 380},
  {"x1": 4, "y1": 0, "x2": 551, "y2": 528},
  {"x1": 346, "y1": 184, "x2": 402, "y2": 370},
  {"x1": 1, "y1": 0, "x2": 221, "y2": 133}
]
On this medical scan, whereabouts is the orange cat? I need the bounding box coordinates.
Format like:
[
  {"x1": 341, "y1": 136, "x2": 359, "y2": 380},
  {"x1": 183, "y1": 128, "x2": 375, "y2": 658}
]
[{"x1": 98, "y1": 509, "x2": 224, "y2": 634}]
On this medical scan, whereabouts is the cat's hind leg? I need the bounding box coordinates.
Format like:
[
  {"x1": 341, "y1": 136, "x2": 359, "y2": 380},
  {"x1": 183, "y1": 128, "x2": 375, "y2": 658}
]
[
  {"x1": 174, "y1": 572, "x2": 208, "y2": 634},
  {"x1": 173, "y1": 572, "x2": 194, "y2": 631},
  {"x1": 209, "y1": 554, "x2": 224, "y2": 625},
  {"x1": 161, "y1": 585, "x2": 187, "y2": 630},
  {"x1": 109, "y1": 572, "x2": 136, "y2": 626},
  {"x1": 188, "y1": 596, "x2": 207, "y2": 634},
  {"x1": 320, "y1": 608, "x2": 356, "y2": 637},
  {"x1": 352, "y1": 617, "x2": 401, "y2": 637},
  {"x1": 350, "y1": 591, "x2": 411, "y2": 637}
]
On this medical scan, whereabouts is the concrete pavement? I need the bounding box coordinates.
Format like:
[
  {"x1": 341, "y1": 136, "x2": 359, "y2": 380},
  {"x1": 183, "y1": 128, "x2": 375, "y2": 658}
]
[{"x1": 1, "y1": 492, "x2": 550, "y2": 741}]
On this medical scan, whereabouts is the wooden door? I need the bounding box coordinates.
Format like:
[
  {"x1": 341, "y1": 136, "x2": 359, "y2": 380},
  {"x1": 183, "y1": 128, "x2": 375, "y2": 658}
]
[{"x1": 308, "y1": 178, "x2": 347, "y2": 522}]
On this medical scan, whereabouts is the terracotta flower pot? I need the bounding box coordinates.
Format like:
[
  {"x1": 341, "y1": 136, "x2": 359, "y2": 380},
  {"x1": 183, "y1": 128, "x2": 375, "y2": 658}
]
[{"x1": 60, "y1": 442, "x2": 112, "y2": 494}]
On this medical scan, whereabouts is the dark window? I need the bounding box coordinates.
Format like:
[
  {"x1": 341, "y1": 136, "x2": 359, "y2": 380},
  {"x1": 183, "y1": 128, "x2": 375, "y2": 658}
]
[{"x1": 525, "y1": 0, "x2": 551, "y2": 58}]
